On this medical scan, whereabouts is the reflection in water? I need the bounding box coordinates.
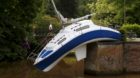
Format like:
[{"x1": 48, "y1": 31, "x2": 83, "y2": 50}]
[{"x1": 85, "y1": 74, "x2": 140, "y2": 78}]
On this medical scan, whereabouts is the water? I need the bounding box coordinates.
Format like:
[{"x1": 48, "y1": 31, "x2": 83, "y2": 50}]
[
  {"x1": 0, "y1": 59, "x2": 140, "y2": 78},
  {"x1": 85, "y1": 74, "x2": 140, "y2": 78}
]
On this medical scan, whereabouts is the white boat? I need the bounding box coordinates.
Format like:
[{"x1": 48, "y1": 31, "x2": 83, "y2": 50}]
[{"x1": 34, "y1": 0, "x2": 121, "y2": 72}]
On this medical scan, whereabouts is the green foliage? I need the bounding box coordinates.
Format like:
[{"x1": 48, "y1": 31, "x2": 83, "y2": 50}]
[
  {"x1": 77, "y1": 0, "x2": 92, "y2": 16},
  {"x1": 55, "y1": 0, "x2": 79, "y2": 18},
  {"x1": 88, "y1": 0, "x2": 140, "y2": 26},
  {"x1": 120, "y1": 24, "x2": 140, "y2": 37},
  {"x1": 34, "y1": 15, "x2": 60, "y2": 36},
  {"x1": 0, "y1": 0, "x2": 43, "y2": 61},
  {"x1": 47, "y1": 0, "x2": 92, "y2": 17},
  {"x1": 46, "y1": 0, "x2": 56, "y2": 16},
  {"x1": 88, "y1": 0, "x2": 117, "y2": 26}
]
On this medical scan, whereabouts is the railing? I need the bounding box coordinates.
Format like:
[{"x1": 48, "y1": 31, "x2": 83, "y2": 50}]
[{"x1": 27, "y1": 32, "x2": 55, "y2": 62}]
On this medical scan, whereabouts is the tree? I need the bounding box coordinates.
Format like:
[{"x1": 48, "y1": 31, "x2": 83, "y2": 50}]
[
  {"x1": 88, "y1": 0, "x2": 140, "y2": 26},
  {"x1": 55, "y1": 0, "x2": 79, "y2": 18},
  {"x1": 0, "y1": 0, "x2": 43, "y2": 61},
  {"x1": 77, "y1": 0, "x2": 94, "y2": 16}
]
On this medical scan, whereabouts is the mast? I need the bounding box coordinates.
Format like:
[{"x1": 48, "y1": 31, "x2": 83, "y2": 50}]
[
  {"x1": 51, "y1": 0, "x2": 94, "y2": 25},
  {"x1": 51, "y1": 0, "x2": 67, "y2": 25}
]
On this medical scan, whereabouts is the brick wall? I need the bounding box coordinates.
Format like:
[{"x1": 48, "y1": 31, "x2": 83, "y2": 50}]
[
  {"x1": 124, "y1": 42, "x2": 140, "y2": 72},
  {"x1": 85, "y1": 42, "x2": 140, "y2": 75},
  {"x1": 85, "y1": 42, "x2": 123, "y2": 74},
  {"x1": 96, "y1": 42, "x2": 123, "y2": 74}
]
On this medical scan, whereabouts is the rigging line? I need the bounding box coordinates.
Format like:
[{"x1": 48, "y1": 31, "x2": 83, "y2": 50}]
[
  {"x1": 33, "y1": 35, "x2": 49, "y2": 53},
  {"x1": 35, "y1": 33, "x2": 54, "y2": 53},
  {"x1": 27, "y1": 39, "x2": 49, "y2": 61},
  {"x1": 27, "y1": 35, "x2": 50, "y2": 59},
  {"x1": 28, "y1": 31, "x2": 55, "y2": 59},
  {"x1": 31, "y1": 26, "x2": 54, "y2": 53}
]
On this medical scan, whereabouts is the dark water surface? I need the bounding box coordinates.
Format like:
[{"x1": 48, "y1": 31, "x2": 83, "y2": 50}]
[
  {"x1": 0, "y1": 59, "x2": 140, "y2": 78},
  {"x1": 85, "y1": 74, "x2": 140, "y2": 78}
]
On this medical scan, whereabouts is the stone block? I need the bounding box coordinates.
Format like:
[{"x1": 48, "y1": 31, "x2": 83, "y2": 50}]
[
  {"x1": 124, "y1": 42, "x2": 140, "y2": 72},
  {"x1": 85, "y1": 42, "x2": 123, "y2": 75}
]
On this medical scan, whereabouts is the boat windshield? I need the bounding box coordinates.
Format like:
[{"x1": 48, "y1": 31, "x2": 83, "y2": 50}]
[
  {"x1": 40, "y1": 50, "x2": 53, "y2": 58},
  {"x1": 39, "y1": 47, "x2": 53, "y2": 57}
]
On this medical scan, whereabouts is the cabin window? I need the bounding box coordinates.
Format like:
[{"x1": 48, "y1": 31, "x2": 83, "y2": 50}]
[
  {"x1": 41, "y1": 50, "x2": 53, "y2": 58},
  {"x1": 58, "y1": 38, "x2": 66, "y2": 44},
  {"x1": 75, "y1": 25, "x2": 89, "y2": 31},
  {"x1": 39, "y1": 49, "x2": 53, "y2": 58},
  {"x1": 39, "y1": 49, "x2": 47, "y2": 57},
  {"x1": 55, "y1": 35, "x2": 64, "y2": 43}
]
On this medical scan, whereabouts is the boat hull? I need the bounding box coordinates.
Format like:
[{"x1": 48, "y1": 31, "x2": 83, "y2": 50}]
[{"x1": 34, "y1": 30, "x2": 121, "y2": 71}]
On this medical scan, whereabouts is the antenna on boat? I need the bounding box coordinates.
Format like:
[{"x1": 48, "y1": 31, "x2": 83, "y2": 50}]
[{"x1": 51, "y1": 0, "x2": 94, "y2": 25}]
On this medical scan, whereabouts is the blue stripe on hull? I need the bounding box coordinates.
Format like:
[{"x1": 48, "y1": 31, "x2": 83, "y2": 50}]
[{"x1": 35, "y1": 30, "x2": 121, "y2": 70}]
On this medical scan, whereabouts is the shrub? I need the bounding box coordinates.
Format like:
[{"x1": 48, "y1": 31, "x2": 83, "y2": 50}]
[
  {"x1": 34, "y1": 15, "x2": 61, "y2": 36},
  {"x1": 120, "y1": 24, "x2": 140, "y2": 38}
]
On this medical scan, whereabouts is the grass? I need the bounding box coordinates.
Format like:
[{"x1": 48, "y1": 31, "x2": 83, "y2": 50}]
[
  {"x1": 127, "y1": 38, "x2": 140, "y2": 42},
  {"x1": 63, "y1": 56, "x2": 77, "y2": 64}
]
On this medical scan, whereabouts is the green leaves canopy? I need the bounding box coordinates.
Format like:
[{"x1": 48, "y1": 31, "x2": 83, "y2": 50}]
[
  {"x1": 0, "y1": 0, "x2": 43, "y2": 61},
  {"x1": 88, "y1": 0, "x2": 140, "y2": 26}
]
